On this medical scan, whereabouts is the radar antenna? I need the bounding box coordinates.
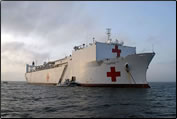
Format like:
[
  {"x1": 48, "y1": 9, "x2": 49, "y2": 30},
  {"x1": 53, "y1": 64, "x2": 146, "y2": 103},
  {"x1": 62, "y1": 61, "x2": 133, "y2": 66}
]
[{"x1": 106, "y1": 28, "x2": 111, "y2": 43}]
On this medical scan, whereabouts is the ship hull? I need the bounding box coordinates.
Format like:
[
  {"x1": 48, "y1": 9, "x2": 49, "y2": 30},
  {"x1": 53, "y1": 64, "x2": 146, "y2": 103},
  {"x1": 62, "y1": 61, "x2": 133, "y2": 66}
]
[
  {"x1": 25, "y1": 65, "x2": 66, "y2": 85},
  {"x1": 25, "y1": 53, "x2": 155, "y2": 88},
  {"x1": 76, "y1": 52, "x2": 155, "y2": 87}
]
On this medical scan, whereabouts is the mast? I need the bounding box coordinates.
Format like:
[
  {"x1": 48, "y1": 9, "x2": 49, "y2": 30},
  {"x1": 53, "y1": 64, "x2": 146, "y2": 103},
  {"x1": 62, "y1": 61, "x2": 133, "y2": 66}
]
[{"x1": 106, "y1": 28, "x2": 112, "y2": 43}]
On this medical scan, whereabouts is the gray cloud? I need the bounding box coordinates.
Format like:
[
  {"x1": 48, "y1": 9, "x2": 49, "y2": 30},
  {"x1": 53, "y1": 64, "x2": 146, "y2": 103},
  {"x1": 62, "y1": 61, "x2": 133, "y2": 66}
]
[
  {"x1": 1, "y1": 42, "x2": 50, "y2": 74},
  {"x1": 2, "y1": 41, "x2": 50, "y2": 60},
  {"x1": 2, "y1": 2, "x2": 72, "y2": 34},
  {"x1": 2, "y1": 1, "x2": 100, "y2": 47}
]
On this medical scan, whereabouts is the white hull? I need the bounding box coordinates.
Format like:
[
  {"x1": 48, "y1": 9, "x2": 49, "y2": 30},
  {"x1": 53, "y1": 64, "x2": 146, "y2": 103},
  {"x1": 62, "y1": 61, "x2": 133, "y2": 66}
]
[
  {"x1": 25, "y1": 65, "x2": 65, "y2": 85},
  {"x1": 25, "y1": 52, "x2": 155, "y2": 87}
]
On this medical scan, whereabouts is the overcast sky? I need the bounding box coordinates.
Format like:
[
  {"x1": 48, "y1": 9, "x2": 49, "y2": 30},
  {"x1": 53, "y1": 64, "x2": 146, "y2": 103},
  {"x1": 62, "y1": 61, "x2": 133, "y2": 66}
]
[{"x1": 1, "y1": 1, "x2": 176, "y2": 82}]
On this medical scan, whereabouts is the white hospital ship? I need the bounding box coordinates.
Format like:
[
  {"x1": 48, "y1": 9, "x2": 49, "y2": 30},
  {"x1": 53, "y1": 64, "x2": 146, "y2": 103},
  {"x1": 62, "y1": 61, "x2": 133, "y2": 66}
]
[{"x1": 25, "y1": 29, "x2": 155, "y2": 88}]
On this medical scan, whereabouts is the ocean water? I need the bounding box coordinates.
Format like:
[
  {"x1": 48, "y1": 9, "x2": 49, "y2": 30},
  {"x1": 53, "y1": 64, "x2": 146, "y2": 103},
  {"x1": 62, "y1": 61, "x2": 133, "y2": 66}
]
[{"x1": 1, "y1": 82, "x2": 176, "y2": 118}]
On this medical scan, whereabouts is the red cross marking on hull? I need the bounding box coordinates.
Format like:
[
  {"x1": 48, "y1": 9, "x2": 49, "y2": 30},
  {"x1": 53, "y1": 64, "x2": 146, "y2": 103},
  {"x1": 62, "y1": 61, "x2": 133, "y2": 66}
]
[
  {"x1": 46, "y1": 73, "x2": 49, "y2": 82},
  {"x1": 112, "y1": 45, "x2": 121, "y2": 57},
  {"x1": 107, "y1": 67, "x2": 121, "y2": 82}
]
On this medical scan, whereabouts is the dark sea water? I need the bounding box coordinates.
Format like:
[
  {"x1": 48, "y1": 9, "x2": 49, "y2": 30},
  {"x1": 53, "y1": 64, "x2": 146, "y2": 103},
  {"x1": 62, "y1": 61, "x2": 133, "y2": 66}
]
[{"x1": 1, "y1": 82, "x2": 176, "y2": 118}]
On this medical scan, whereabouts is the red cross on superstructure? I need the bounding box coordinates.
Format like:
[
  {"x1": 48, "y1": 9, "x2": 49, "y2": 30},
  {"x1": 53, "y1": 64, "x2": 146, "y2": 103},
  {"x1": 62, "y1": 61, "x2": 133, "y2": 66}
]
[
  {"x1": 112, "y1": 45, "x2": 121, "y2": 57},
  {"x1": 107, "y1": 67, "x2": 121, "y2": 82}
]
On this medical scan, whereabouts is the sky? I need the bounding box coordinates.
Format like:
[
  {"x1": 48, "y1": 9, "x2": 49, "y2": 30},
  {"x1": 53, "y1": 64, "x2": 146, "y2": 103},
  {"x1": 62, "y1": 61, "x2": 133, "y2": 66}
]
[{"x1": 1, "y1": 1, "x2": 176, "y2": 82}]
